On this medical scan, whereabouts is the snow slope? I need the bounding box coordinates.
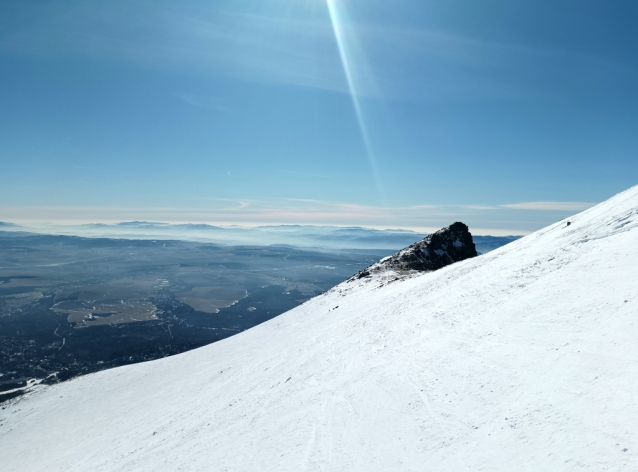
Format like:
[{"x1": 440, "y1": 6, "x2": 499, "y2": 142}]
[{"x1": 1, "y1": 186, "x2": 638, "y2": 471}]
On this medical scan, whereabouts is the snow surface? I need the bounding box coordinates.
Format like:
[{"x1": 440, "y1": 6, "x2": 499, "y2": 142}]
[{"x1": 1, "y1": 186, "x2": 638, "y2": 471}]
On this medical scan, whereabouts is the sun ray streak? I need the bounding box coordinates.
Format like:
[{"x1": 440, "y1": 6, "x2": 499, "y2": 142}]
[{"x1": 326, "y1": 0, "x2": 385, "y2": 202}]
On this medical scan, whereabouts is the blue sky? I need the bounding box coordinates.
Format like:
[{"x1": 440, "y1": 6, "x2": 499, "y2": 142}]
[{"x1": 1, "y1": 0, "x2": 636, "y2": 234}]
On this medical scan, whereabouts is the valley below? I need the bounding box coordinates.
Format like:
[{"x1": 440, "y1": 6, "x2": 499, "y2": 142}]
[{"x1": 0, "y1": 232, "x2": 390, "y2": 402}]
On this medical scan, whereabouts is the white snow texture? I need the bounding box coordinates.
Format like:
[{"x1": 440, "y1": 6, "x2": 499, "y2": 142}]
[{"x1": 1, "y1": 186, "x2": 638, "y2": 471}]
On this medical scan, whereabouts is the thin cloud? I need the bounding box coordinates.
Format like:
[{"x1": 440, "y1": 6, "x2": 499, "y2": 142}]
[
  {"x1": 175, "y1": 93, "x2": 233, "y2": 112},
  {"x1": 503, "y1": 201, "x2": 596, "y2": 211},
  {"x1": 0, "y1": 197, "x2": 565, "y2": 235},
  {"x1": 1, "y1": 2, "x2": 622, "y2": 101},
  {"x1": 461, "y1": 205, "x2": 500, "y2": 211},
  {"x1": 280, "y1": 171, "x2": 335, "y2": 180}
]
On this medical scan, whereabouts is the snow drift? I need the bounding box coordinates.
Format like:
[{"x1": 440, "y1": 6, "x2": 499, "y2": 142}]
[{"x1": 1, "y1": 186, "x2": 638, "y2": 471}]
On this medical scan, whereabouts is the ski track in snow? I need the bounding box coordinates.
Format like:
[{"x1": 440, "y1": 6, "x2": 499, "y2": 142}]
[{"x1": 1, "y1": 186, "x2": 638, "y2": 471}]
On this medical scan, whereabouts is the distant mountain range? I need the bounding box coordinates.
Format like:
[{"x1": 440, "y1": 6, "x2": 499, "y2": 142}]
[{"x1": 0, "y1": 221, "x2": 519, "y2": 253}]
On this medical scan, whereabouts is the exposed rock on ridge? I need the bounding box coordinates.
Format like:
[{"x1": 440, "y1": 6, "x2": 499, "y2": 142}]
[{"x1": 352, "y1": 222, "x2": 477, "y2": 279}]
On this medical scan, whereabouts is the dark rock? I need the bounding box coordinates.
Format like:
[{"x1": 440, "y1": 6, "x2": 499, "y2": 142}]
[{"x1": 351, "y1": 222, "x2": 477, "y2": 279}]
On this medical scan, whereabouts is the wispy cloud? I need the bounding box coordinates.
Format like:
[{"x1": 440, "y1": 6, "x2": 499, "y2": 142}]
[
  {"x1": 502, "y1": 201, "x2": 596, "y2": 211},
  {"x1": 175, "y1": 93, "x2": 233, "y2": 112},
  {"x1": 280, "y1": 171, "x2": 335, "y2": 180},
  {"x1": 0, "y1": 196, "x2": 598, "y2": 235},
  {"x1": 0, "y1": 200, "x2": 472, "y2": 228},
  {"x1": 0, "y1": 3, "x2": 349, "y2": 94},
  {"x1": 0, "y1": 1, "x2": 622, "y2": 101}
]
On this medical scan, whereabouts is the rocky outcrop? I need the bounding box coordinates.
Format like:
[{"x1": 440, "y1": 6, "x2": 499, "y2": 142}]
[{"x1": 352, "y1": 222, "x2": 477, "y2": 279}]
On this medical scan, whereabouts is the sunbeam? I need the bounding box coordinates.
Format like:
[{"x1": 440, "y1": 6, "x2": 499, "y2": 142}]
[{"x1": 326, "y1": 0, "x2": 385, "y2": 202}]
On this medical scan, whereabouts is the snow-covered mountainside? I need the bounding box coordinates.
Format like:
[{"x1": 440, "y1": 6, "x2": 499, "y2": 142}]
[
  {"x1": 351, "y1": 221, "x2": 477, "y2": 279},
  {"x1": 1, "y1": 186, "x2": 638, "y2": 471}
]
